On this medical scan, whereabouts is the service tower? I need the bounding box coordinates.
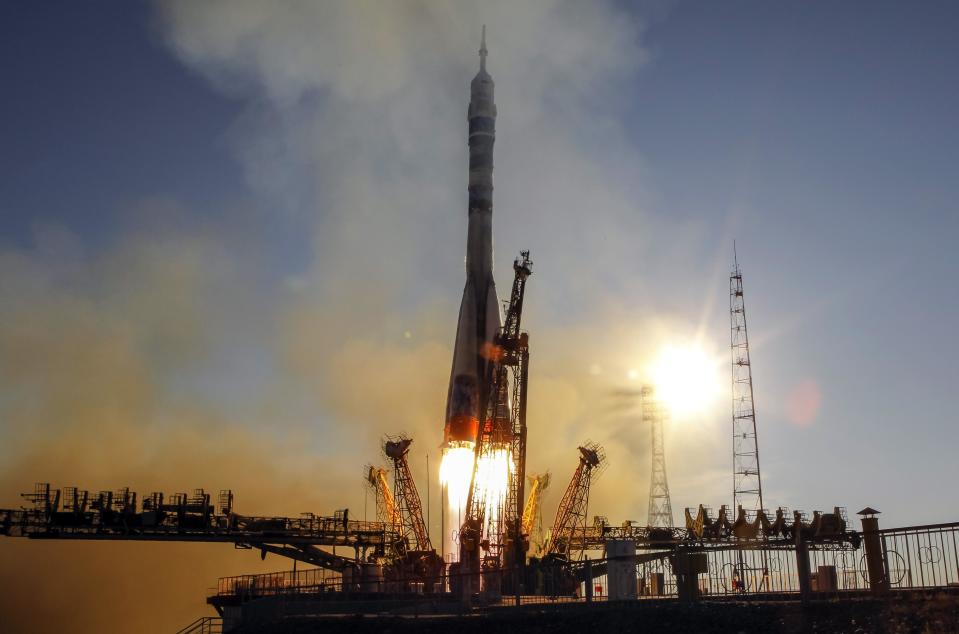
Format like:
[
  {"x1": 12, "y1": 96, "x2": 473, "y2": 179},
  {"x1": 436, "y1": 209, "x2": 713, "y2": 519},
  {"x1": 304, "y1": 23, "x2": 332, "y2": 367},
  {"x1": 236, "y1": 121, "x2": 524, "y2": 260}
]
[{"x1": 440, "y1": 27, "x2": 501, "y2": 562}]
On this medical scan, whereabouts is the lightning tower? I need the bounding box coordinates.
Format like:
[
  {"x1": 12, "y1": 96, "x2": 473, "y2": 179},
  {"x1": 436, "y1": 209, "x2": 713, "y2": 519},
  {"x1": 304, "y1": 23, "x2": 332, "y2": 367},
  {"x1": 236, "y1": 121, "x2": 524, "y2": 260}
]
[
  {"x1": 642, "y1": 386, "x2": 674, "y2": 528},
  {"x1": 730, "y1": 246, "x2": 764, "y2": 512}
]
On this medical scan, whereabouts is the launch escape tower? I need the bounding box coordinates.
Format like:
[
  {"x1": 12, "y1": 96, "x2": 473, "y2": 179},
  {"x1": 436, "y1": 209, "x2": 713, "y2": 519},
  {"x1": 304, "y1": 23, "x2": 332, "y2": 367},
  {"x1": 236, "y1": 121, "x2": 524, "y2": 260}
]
[
  {"x1": 642, "y1": 386, "x2": 674, "y2": 528},
  {"x1": 730, "y1": 247, "x2": 764, "y2": 513}
]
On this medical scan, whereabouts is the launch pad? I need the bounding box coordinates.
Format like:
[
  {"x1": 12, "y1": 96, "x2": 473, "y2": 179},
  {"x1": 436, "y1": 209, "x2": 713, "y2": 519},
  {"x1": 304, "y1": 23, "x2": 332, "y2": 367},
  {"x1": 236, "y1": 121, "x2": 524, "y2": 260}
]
[{"x1": 7, "y1": 478, "x2": 959, "y2": 633}]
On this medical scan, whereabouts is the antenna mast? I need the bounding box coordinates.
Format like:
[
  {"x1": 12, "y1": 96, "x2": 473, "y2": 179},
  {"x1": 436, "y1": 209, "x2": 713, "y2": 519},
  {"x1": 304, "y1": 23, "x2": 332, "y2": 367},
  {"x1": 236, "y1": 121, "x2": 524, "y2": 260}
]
[{"x1": 730, "y1": 244, "x2": 764, "y2": 512}]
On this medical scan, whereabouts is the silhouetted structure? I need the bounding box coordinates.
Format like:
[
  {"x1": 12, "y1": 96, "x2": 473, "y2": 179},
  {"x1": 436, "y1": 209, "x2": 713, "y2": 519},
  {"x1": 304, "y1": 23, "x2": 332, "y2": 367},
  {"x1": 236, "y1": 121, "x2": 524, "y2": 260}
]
[
  {"x1": 730, "y1": 246, "x2": 764, "y2": 512},
  {"x1": 642, "y1": 386, "x2": 674, "y2": 528}
]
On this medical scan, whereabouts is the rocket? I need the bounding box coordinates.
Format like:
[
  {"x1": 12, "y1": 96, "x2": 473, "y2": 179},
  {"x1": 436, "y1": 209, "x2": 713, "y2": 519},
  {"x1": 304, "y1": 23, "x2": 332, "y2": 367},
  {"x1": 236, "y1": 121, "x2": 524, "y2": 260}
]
[{"x1": 444, "y1": 26, "x2": 499, "y2": 447}]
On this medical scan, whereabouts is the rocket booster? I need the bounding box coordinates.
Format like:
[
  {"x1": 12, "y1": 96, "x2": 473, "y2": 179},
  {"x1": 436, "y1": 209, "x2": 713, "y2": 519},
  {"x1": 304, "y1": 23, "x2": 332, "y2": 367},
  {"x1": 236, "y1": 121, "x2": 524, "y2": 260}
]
[{"x1": 444, "y1": 27, "x2": 499, "y2": 446}]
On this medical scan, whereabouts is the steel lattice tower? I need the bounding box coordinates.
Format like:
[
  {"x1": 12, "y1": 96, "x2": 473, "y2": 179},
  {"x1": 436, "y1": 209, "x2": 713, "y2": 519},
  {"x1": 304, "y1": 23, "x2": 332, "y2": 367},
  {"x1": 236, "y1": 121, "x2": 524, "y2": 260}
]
[
  {"x1": 544, "y1": 443, "x2": 605, "y2": 560},
  {"x1": 384, "y1": 437, "x2": 432, "y2": 552},
  {"x1": 642, "y1": 386, "x2": 673, "y2": 528},
  {"x1": 366, "y1": 465, "x2": 400, "y2": 527},
  {"x1": 730, "y1": 247, "x2": 764, "y2": 513}
]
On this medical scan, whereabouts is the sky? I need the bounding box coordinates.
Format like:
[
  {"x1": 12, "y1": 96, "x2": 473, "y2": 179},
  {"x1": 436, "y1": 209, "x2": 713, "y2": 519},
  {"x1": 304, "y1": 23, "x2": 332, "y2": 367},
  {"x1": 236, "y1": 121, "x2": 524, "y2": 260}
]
[{"x1": 1, "y1": 1, "x2": 958, "y2": 631}]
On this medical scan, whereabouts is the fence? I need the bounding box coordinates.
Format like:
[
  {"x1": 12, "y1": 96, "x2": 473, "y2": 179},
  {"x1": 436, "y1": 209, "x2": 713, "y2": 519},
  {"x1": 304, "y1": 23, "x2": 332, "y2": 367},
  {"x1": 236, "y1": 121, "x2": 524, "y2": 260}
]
[
  {"x1": 217, "y1": 567, "x2": 342, "y2": 600},
  {"x1": 875, "y1": 522, "x2": 959, "y2": 590},
  {"x1": 211, "y1": 521, "x2": 959, "y2": 609},
  {"x1": 214, "y1": 560, "x2": 611, "y2": 606}
]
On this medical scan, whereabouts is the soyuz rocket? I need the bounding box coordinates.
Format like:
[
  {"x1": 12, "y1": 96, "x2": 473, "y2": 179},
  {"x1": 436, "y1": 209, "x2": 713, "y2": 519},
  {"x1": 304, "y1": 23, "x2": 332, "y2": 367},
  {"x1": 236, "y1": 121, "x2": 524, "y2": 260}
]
[{"x1": 444, "y1": 27, "x2": 499, "y2": 448}]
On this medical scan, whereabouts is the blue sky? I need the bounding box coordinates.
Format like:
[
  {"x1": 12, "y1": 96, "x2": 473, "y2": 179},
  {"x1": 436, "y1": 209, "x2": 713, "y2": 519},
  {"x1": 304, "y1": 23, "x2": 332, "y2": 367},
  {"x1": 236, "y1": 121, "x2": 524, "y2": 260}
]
[
  {"x1": 629, "y1": 2, "x2": 959, "y2": 516},
  {"x1": 1, "y1": 2, "x2": 234, "y2": 239}
]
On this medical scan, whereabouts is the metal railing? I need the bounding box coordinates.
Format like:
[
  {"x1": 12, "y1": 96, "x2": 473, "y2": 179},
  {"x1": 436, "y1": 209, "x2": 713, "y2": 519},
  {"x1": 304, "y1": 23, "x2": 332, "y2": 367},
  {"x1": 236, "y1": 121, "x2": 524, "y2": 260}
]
[
  {"x1": 217, "y1": 567, "x2": 342, "y2": 599},
  {"x1": 875, "y1": 521, "x2": 959, "y2": 590},
  {"x1": 213, "y1": 561, "x2": 612, "y2": 605},
  {"x1": 206, "y1": 522, "x2": 959, "y2": 620},
  {"x1": 175, "y1": 616, "x2": 222, "y2": 634},
  {"x1": 1, "y1": 483, "x2": 398, "y2": 549},
  {"x1": 696, "y1": 545, "x2": 863, "y2": 595},
  {"x1": 209, "y1": 546, "x2": 872, "y2": 606}
]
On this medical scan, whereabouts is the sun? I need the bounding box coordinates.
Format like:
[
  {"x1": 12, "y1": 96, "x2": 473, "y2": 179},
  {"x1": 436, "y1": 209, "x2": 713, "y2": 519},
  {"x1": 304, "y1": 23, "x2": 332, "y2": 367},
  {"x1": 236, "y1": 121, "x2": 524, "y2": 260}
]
[{"x1": 648, "y1": 342, "x2": 722, "y2": 420}]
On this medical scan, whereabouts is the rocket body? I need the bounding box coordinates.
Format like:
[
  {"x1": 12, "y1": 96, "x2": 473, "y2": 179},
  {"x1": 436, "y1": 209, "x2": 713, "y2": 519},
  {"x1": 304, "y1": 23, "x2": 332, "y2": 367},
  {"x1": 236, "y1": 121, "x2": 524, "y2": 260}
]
[{"x1": 444, "y1": 35, "x2": 499, "y2": 447}]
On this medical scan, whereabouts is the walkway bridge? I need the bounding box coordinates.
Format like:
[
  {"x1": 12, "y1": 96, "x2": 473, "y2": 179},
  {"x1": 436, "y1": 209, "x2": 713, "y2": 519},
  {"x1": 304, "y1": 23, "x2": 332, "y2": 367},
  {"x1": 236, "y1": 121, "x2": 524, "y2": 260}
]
[{"x1": 0, "y1": 482, "x2": 400, "y2": 571}]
